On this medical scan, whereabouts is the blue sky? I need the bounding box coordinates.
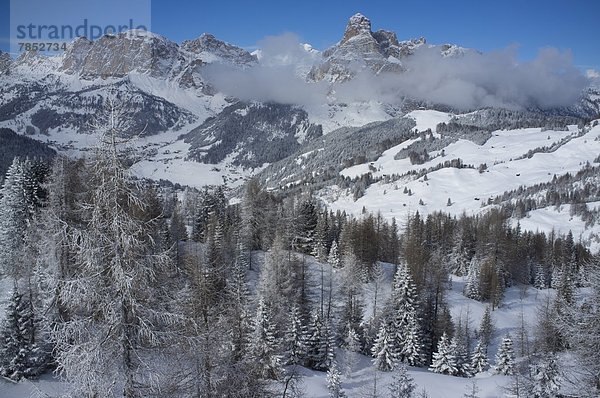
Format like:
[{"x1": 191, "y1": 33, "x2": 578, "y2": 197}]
[{"x1": 1, "y1": 0, "x2": 599, "y2": 70}]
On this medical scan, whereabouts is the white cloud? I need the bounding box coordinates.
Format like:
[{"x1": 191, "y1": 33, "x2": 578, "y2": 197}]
[{"x1": 203, "y1": 34, "x2": 590, "y2": 111}]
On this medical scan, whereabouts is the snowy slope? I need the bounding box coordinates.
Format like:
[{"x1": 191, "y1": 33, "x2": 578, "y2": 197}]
[{"x1": 320, "y1": 112, "x2": 600, "y2": 250}]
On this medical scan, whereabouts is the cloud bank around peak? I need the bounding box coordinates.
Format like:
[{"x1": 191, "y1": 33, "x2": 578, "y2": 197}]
[{"x1": 203, "y1": 33, "x2": 590, "y2": 111}]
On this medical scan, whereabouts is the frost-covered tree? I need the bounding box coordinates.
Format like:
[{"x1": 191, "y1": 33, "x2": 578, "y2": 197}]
[
  {"x1": 530, "y1": 355, "x2": 561, "y2": 398},
  {"x1": 0, "y1": 158, "x2": 37, "y2": 280},
  {"x1": 372, "y1": 323, "x2": 398, "y2": 371},
  {"x1": 49, "y1": 103, "x2": 184, "y2": 397},
  {"x1": 560, "y1": 257, "x2": 600, "y2": 394},
  {"x1": 248, "y1": 298, "x2": 282, "y2": 379},
  {"x1": 464, "y1": 260, "x2": 480, "y2": 300},
  {"x1": 306, "y1": 311, "x2": 335, "y2": 371},
  {"x1": 342, "y1": 323, "x2": 361, "y2": 376},
  {"x1": 328, "y1": 240, "x2": 341, "y2": 269},
  {"x1": 533, "y1": 263, "x2": 547, "y2": 289},
  {"x1": 478, "y1": 306, "x2": 494, "y2": 347},
  {"x1": 284, "y1": 305, "x2": 307, "y2": 365},
  {"x1": 326, "y1": 361, "x2": 346, "y2": 398},
  {"x1": 494, "y1": 335, "x2": 515, "y2": 375},
  {"x1": 401, "y1": 315, "x2": 423, "y2": 366},
  {"x1": 429, "y1": 332, "x2": 458, "y2": 376},
  {"x1": 390, "y1": 264, "x2": 422, "y2": 365},
  {"x1": 470, "y1": 340, "x2": 489, "y2": 374},
  {"x1": 452, "y1": 336, "x2": 474, "y2": 378},
  {"x1": 389, "y1": 363, "x2": 416, "y2": 398},
  {"x1": 226, "y1": 243, "x2": 252, "y2": 361},
  {"x1": 0, "y1": 288, "x2": 49, "y2": 380}
]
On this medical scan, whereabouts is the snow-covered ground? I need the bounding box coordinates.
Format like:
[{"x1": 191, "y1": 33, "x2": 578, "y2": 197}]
[
  {"x1": 0, "y1": 252, "x2": 561, "y2": 397},
  {"x1": 287, "y1": 263, "x2": 552, "y2": 398},
  {"x1": 321, "y1": 111, "x2": 600, "y2": 251}
]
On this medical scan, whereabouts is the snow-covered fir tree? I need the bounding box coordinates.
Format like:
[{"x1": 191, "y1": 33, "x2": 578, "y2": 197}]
[
  {"x1": 249, "y1": 298, "x2": 282, "y2": 379},
  {"x1": 470, "y1": 340, "x2": 489, "y2": 374},
  {"x1": 328, "y1": 240, "x2": 341, "y2": 269},
  {"x1": 478, "y1": 306, "x2": 494, "y2": 347},
  {"x1": 389, "y1": 363, "x2": 416, "y2": 398},
  {"x1": 306, "y1": 311, "x2": 335, "y2": 371},
  {"x1": 226, "y1": 243, "x2": 252, "y2": 360},
  {"x1": 464, "y1": 260, "x2": 481, "y2": 300},
  {"x1": 530, "y1": 355, "x2": 561, "y2": 398},
  {"x1": 401, "y1": 314, "x2": 423, "y2": 366},
  {"x1": 0, "y1": 289, "x2": 48, "y2": 381},
  {"x1": 452, "y1": 336, "x2": 474, "y2": 378},
  {"x1": 342, "y1": 323, "x2": 361, "y2": 376},
  {"x1": 284, "y1": 305, "x2": 307, "y2": 365},
  {"x1": 390, "y1": 264, "x2": 422, "y2": 365},
  {"x1": 372, "y1": 323, "x2": 398, "y2": 371},
  {"x1": 429, "y1": 332, "x2": 458, "y2": 376},
  {"x1": 326, "y1": 361, "x2": 347, "y2": 398},
  {"x1": 494, "y1": 335, "x2": 515, "y2": 375},
  {"x1": 0, "y1": 158, "x2": 35, "y2": 280},
  {"x1": 533, "y1": 262, "x2": 547, "y2": 289}
]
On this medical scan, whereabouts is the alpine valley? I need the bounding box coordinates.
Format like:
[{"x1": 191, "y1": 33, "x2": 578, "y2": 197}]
[{"x1": 1, "y1": 12, "x2": 600, "y2": 398}]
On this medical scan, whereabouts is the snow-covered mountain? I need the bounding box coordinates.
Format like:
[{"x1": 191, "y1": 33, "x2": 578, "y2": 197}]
[{"x1": 1, "y1": 13, "x2": 599, "y2": 249}]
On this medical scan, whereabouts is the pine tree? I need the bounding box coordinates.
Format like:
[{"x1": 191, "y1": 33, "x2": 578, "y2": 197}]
[
  {"x1": 464, "y1": 260, "x2": 480, "y2": 300},
  {"x1": 326, "y1": 361, "x2": 347, "y2": 398},
  {"x1": 470, "y1": 340, "x2": 489, "y2": 374},
  {"x1": 530, "y1": 355, "x2": 561, "y2": 398},
  {"x1": 0, "y1": 158, "x2": 30, "y2": 280},
  {"x1": 429, "y1": 332, "x2": 458, "y2": 376},
  {"x1": 401, "y1": 314, "x2": 423, "y2": 366},
  {"x1": 227, "y1": 244, "x2": 252, "y2": 361},
  {"x1": 390, "y1": 264, "x2": 422, "y2": 365},
  {"x1": 478, "y1": 306, "x2": 494, "y2": 347},
  {"x1": 372, "y1": 323, "x2": 398, "y2": 371},
  {"x1": 306, "y1": 311, "x2": 335, "y2": 371},
  {"x1": 0, "y1": 289, "x2": 48, "y2": 380},
  {"x1": 342, "y1": 323, "x2": 361, "y2": 376},
  {"x1": 494, "y1": 335, "x2": 515, "y2": 375},
  {"x1": 248, "y1": 298, "x2": 282, "y2": 379},
  {"x1": 533, "y1": 263, "x2": 547, "y2": 289},
  {"x1": 452, "y1": 336, "x2": 474, "y2": 378},
  {"x1": 284, "y1": 305, "x2": 307, "y2": 365},
  {"x1": 328, "y1": 240, "x2": 341, "y2": 268},
  {"x1": 389, "y1": 363, "x2": 416, "y2": 398}
]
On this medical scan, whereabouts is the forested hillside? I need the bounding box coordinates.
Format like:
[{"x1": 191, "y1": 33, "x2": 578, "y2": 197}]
[{"x1": 0, "y1": 110, "x2": 599, "y2": 397}]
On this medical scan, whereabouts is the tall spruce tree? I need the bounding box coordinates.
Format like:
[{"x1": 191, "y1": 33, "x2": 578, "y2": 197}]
[
  {"x1": 494, "y1": 335, "x2": 515, "y2": 375},
  {"x1": 429, "y1": 332, "x2": 458, "y2": 376},
  {"x1": 372, "y1": 323, "x2": 398, "y2": 371}
]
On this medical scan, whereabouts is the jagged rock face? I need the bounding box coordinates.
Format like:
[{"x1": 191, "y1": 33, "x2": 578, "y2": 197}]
[
  {"x1": 181, "y1": 34, "x2": 257, "y2": 66},
  {"x1": 341, "y1": 13, "x2": 373, "y2": 44},
  {"x1": 309, "y1": 13, "x2": 422, "y2": 82},
  {"x1": 60, "y1": 30, "x2": 180, "y2": 78},
  {"x1": 0, "y1": 51, "x2": 11, "y2": 75},
  {"x1": 184, "y1": 101, "x2": 322, "y2": 168},
  {"x1": 59, "y1": 37, "x2": 94, "y2": 74}
]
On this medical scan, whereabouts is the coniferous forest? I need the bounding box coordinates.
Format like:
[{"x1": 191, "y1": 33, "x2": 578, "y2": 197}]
[{"x1": 1, "y1": 114, "x2": 600, "y2": 397}]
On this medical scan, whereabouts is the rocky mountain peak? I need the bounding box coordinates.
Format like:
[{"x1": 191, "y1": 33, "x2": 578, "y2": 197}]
[
  {"x1": 341, "y1": 13, "x2": 372, "y2": 44},
  {"x1": 59, "y1": 30, "x2": 180, "y2": 79},
  {"x1": 181, "y1": 33, "x2": 257, "y2": 66}
]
